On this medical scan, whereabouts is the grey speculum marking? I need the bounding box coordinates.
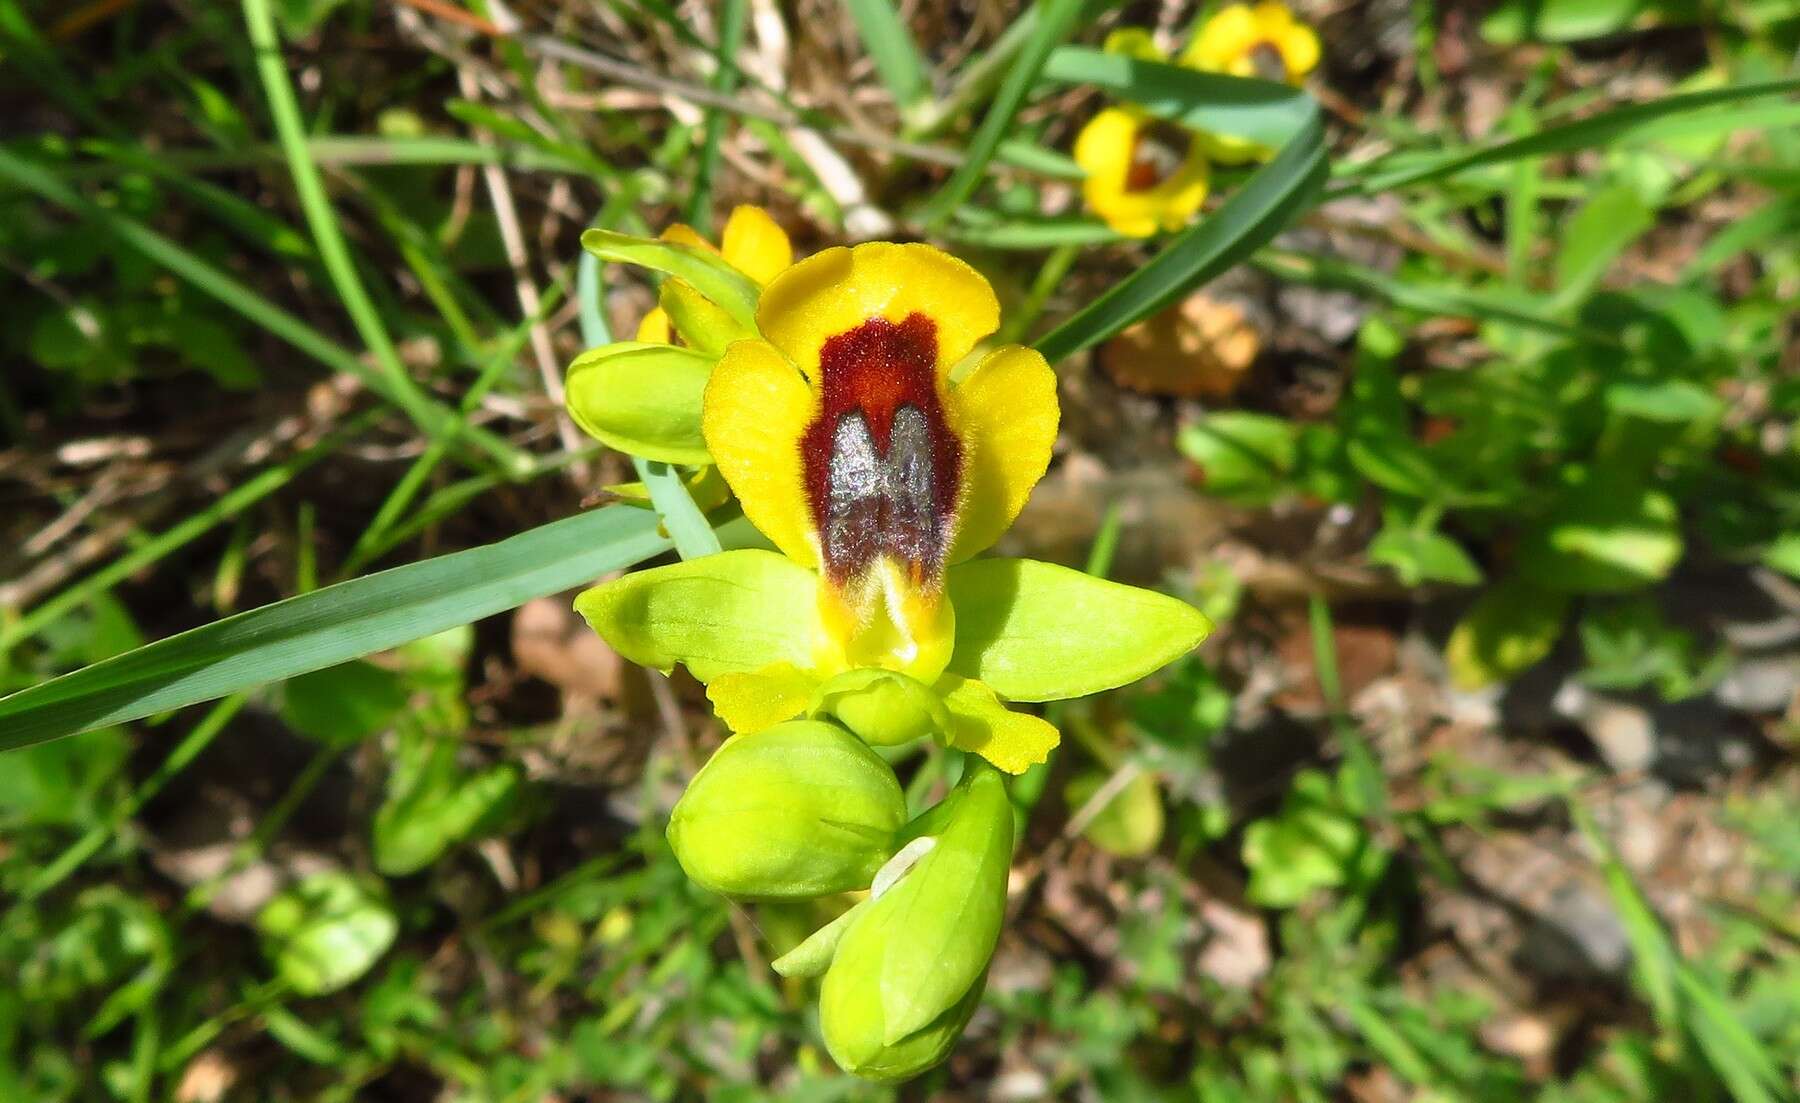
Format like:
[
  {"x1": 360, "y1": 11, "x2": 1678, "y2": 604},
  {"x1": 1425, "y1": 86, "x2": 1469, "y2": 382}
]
[{"x1": 823, "y1": 405, "x2": 942, "y2": 580}]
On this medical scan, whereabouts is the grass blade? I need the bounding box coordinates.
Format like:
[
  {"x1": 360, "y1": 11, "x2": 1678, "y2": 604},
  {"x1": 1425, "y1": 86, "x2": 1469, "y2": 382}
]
[
  {"x1": 1343, "y1": 77, "x2": 1800, "y2": 192},
  {"x1": 1034, "y1": 109, "x2": 1328, "y2": 364},
  {"x1": 916, "y1": 0, "x2": 1084, "y2": 228},
  {"x1": 0, "y1": 147, "x2": 528, "y2": 473},
  {"x1": 846, "y1": 0, "x2": 932, "y2": 121},
  {"x1": 1040, "y1": 46, "x2": 1316, "y2": 148},
  {"x1": 241, "y1": 0, "x2": 491, "y2": 465},
  {"x1": 0, "y1": 506, "x2": 670, "y2": 750}
]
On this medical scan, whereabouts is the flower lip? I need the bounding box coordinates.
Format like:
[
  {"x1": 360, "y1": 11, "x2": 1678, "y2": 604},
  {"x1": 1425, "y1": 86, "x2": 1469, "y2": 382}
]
[
  {"x1": 800, "y1": 313, "x2": 963, "y2": 589},
  {"x1": 1248, "y1": 40, "x2": 1288, "y2": 82}
]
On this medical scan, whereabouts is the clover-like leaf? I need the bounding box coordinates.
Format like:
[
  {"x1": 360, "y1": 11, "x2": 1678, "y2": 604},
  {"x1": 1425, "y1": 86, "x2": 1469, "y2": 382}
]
[
  {"x1": 575, "y1": 550, "x2": 821, "y2": 682},
  {"x1": 946, "y1": 558, "x2": 1211, "y2": 702}
]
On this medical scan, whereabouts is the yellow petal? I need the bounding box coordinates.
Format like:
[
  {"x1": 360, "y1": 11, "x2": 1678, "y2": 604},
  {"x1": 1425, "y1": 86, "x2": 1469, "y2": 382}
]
[
  {"x1": 1102, "y1": 26, "x2": 1165, "y2": 62},
  {"x1": 1180, "y1": 3, "x2": 1260, "y2": 71},
  {"x1": 702, "y1": 339, "x2": 820, "y2": 569},
  {"x1": 1076, "y1": 108, "x2": 1210, "y2": 238},
  {"x1": 936, "y1": 674, "x2": 1060, "y2": 774},
  {"x1": 755, "y1": 243, "x2": 999, "y2": 380},
  {"x1": 706, "y1": 662, "x2": 819, "y2": 733},
  {"x1": 948, "y1": 345, "x2": 1058, "y2": 562},
  {"x1": 634, "y1": 307, "x2": 673, "y2": 344},
  {"x1": 659, "y1": 222, "x2": 714, "y2": 252},
  {"x1": 719, "y1": 205, "x2": 794, "y2": 286},
  {"x1": 1275, "y1": 19, "x2": 1321, "y2": 81}
]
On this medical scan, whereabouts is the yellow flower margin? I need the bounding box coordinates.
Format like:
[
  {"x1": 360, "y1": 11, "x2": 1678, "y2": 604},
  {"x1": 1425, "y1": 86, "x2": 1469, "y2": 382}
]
[{"x1": 577, "y1": 243, "x2": 1212, "y2": 773}]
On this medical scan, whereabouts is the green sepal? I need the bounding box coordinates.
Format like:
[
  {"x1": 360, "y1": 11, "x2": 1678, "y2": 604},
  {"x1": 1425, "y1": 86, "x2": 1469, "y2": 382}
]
[
  {"x1": 821, "y1": 763, "x2": 1013, "y2": 1063},
  {"x1": 946, "y1": 558, "x2": 1213, "y2": 702},
  {"x1": 811, "y1": 668, "x2": 951, "y2": 748},
  {"x1": 660, "y1": 278, "x2": 755, "y2": 357},
  {"x1": 667, "y1": 720, "x2": 906, "y2": 900},
  {"x1": 565, "y1": 341, "x2": 714, "y2": 464},
  {"x1": 580, "y1": 228, "x2": 760, "y2": 330},
  {"x1": 771, "y1": 896, "x2": 873, "y2": 979},
  {"x1": 574, "y1": 549, "x2": 820, "y2": 682}
]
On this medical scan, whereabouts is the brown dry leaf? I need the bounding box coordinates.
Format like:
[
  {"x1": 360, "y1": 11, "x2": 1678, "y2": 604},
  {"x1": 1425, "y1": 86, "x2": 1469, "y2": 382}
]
[
  {"x1": 512, "y1": 597, "x2": 625, "y2": 705},
  {"x1": 1099, "y1": 293, "x2": 1260, "y2": 399}
]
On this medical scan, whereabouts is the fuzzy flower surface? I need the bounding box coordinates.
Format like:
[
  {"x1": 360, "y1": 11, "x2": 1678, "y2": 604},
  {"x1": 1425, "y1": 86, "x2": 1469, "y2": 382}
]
[{"x1": 577, "y1": 241, "x2": 1210, "y2": 773}]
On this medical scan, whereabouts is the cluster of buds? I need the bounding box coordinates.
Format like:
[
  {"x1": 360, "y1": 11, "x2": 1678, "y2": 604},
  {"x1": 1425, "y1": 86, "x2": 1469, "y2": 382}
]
[
  {"x1": 569, "y1": 210, "x2": 1209, "y2": 1078},
  {"x1": 1076, "y1": 2, "x2": 1321, "y2": 236}
]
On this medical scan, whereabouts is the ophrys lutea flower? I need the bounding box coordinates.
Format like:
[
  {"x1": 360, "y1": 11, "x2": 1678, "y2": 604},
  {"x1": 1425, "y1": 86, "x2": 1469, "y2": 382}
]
[
  {"x1": 1074, "y1": 6, "x2": 1321, "y2": 234},
  {"x1": 577, "y1": 241, "x2": 1211, "y2": 773}
]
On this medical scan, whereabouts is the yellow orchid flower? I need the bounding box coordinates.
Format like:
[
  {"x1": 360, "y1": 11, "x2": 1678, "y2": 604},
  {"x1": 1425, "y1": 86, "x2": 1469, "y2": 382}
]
[
  {"x1": 576, "y1": 242, "x2": 1212, "y2": 774},
  {"x1": 1075, "y1": 106, "x2": 1212, "y2": 239},
  {"x1": 1180, "y1": 2, "x2": 1321, "y2": 163},
  {"x1": 567, "y1": 205, "x2": 793, "y2": 464},
  {"x1": 1074, "y1": 28, "x2": 1210, "y2": 239}
]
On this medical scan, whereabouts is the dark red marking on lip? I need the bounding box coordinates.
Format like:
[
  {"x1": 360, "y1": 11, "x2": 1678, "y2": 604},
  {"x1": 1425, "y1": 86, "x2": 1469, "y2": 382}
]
[{"x1": 799, "y1": 313, "x2": 962, "y2": 587}]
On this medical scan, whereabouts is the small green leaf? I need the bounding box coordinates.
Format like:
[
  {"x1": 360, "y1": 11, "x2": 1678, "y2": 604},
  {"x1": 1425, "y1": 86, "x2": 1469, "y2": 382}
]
[
  {"x1": 279, "y1": 660, "x2": 409, "y2": 746},
  {"x1": 1065, "y1": 769, "x2": 1164, "y2": 858},
  {"x1": 1603, "y1": 379, "x2": 1723, "y2": 423},
  {"x1": 1367, "y1": 524, "x2": 1483, "y2": 587},
  {"x1": 1762, "y1": 532, "x2": 1800, "y2": 580},
  {"x1": 1554, "y1": 185, "x2": 1654, "y2": 305},
  {"x1": 771, "y1": 897, "x2": 873, "y2": 979},
  {"x1": 1516, "y1": 479, "x2": 1683, "y2": 593},
  {"x1": 947, "y1": 559, "x2": 1212, "y2": 703},
  {"x1": 1177, "y1": 412, "x2": 1299, "y2": 505},
  {"x1": 373, "y1": 754, "x2": 521, "y2": 877},
  {"x1": 580, "y1": 228, "x2": 760, "y2": 330},
  {"x1": 1241, "y1": 769, "x2": 1375, "y2": 908},
  {"x1": 257, "y1": 872, "x2": 397, "y2": 996},
  {"x1": 1445, "y1": 580, "x2": 1570, "y2": 689},
  {"x1": 564, "y1": 341, "x2": 715, "y2": 464},
  {"x1": 575, "y1": 549, "x2": 821, "y2": 682}
]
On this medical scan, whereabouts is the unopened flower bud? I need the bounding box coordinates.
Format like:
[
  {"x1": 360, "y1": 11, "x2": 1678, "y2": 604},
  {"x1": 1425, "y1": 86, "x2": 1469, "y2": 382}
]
[
  {"x1": 811, "y1": 668, "x2": 950, "y2": 748},
  {"x1": 820, "y1": 763, "x2": 1014, "y2": 1080},
  {"x1": 668, "y1": 720, "x2": 905, "y2": 900}
]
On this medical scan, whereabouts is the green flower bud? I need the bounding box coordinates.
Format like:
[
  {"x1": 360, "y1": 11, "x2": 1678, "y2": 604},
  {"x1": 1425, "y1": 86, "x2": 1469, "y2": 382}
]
[
  {"x1": 811, "y1": 668, "x2": 951, "y2": 748},
  {"x1": 820, "y1": 763, "x2": 1014, "y2": 1080},
  {"x1": 668, "y1": 720, "x2": 905, "y2": 900}
]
